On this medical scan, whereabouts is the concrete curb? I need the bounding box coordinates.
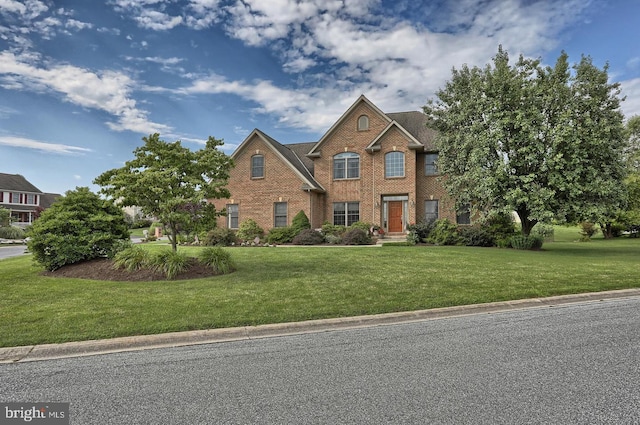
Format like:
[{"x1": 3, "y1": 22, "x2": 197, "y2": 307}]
[{"x1": 2, "y1": 288, "x2": 639, "y2": 363}]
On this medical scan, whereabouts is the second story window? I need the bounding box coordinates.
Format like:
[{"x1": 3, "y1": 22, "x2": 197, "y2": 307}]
[
  {"x1": 357, "y1": 115, "x2": 369, "y2": 131},
  {"x1": 251, "y1": 155, "x2": 264, "y2": 178},
  {"x1": 425, "y1": 153, "x2": 439, "y2": 175},
  {"x1": 10, "y1": 192, "x2": 20, "y2": 203},
  {"x1": 333, "y1": 152, "x2": 360, "y2": 179},
  {"x1": 385, "y1": 151, "x2": 405, "y2": 178}
]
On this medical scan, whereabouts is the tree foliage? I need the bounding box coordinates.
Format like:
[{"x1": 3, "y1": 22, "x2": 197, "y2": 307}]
[
  {"x1": 28, "y1": 187, "x2": 130, "y2": 271},
  {"x1": 424, "y1": 47, "x2": 627, "y2": 235},
  {"x1": 0, "y1": 206, "x2": 9, "y2": 227},
  {"x1": 94, "y1": 133, "x2": 233, "y2": 251}
]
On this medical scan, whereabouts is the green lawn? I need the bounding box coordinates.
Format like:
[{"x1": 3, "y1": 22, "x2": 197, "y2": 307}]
[{"x1": 1, "y1": 226, "x2": 638, "y2": 347}]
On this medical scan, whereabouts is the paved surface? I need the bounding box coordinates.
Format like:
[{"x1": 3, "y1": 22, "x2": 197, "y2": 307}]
[
  {"x1": 2, "y1": 295, "x2": 639, "y2": 424},
  {"x1": 0, "y1": 245, "x2": 28, "y2": 260},
  {"x1": 1, "y1": 288, "x2": 639, "y2": 363}
]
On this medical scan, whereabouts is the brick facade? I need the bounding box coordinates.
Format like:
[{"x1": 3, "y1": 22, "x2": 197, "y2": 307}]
[{"x1": 211, "y1": 95, "x2": 460, "y2": 234}]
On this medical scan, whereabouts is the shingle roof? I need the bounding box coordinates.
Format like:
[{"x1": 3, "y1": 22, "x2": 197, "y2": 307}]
[
  {"x1": 40, "y1": 193, "x2": 62, "y2": 209},
  {"x1": 0, "y1": 173, "x2": 42, "y2": 193},
  {"x1": 387, "y1": 111, "x2": 438, "y2": 151}
]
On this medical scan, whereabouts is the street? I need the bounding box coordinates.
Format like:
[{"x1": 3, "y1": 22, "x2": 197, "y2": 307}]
[
  {"x1": 1, "y1": 297, "x2": 639, "y2": 424},
  {"x1": 0, "y1": 245, "x2": 28, "y2": 260}
]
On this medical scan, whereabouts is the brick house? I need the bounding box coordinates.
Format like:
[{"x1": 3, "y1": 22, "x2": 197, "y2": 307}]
[
  {"x1": 0, "y1": 173, "x2": 61, "y2": 227},
  {"x1": 211, "y1": 95, "x2": 469, "y2": 235}
]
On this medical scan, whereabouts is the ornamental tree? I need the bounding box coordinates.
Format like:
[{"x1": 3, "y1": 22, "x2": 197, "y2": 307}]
[
  {"x1": 424, "y1": 47, "x2": 627, "y2": 235},
  {"x1": 94, "y1": 133, "x2": 233, "y2": 251}
]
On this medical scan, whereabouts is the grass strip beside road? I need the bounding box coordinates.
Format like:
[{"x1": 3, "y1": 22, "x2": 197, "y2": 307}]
[{"x1": 1, "y1": 227, "x2": 638, "y2": 347}]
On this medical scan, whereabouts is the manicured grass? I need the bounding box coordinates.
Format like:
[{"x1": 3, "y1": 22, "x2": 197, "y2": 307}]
[{"x1": 1, "y1": 227, "x2": 638, "y2": 347}]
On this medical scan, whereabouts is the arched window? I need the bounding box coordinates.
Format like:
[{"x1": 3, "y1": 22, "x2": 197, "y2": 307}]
[
  {"x1": 385, "y1": 151, "x2": 404, "y2": 178},
  {"x1": 251, "y1": 155, "x2": 264, "y2": 178},
  {"x1": 333, "y1": 152, "x2": 360, "y2": 179},
  {"x1": 357, "y1": 115, "x2": 369, "y2": 131}
]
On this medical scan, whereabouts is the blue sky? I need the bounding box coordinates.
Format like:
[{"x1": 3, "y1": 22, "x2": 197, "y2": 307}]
[{"x1": 1, "y1": 0, "x2": 639, "y2": 195}]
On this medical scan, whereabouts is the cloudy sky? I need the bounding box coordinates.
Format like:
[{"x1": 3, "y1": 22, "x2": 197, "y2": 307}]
[{"x1": 1, "y1": 0, "x2": 639, "y2": 195}]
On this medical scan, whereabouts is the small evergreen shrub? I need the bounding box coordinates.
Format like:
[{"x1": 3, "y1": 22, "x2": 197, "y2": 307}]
[
  {"x1": 197, "y1": 247, "x2": 235, "y2": 274},
  {"x1": 459, "y1": 226, "x2": 495, "y2": 247},
  {"x1": 485, "y1": 212, "x2": 517, "y2": 241},
  {"x1": 236, "y1": 219, "x2": 264, "y2": 241},
  {"x1": 266, "y1": 227, "x2": 296, "y2": 244},
  {"x1": 292, "y1": 229, "x2": 325, "y2": 245},
  {"x1": 291, "y1": 210, "x2": 311, "y2": 234},
  {"x1": 149, "y1": 249, "x2": 190, "y2": 279},
  {"x1": 407, "y1": 219, "x2": 436, "y2": 241},
  {"x1": 203, "y1": 227, "x2": 237, "y2": 246},
  {"x1": 321, "y1": 222, "x2": 346, "y2": 237},
  {"x1": 531, "y1": 223, "x2": 554, "y2": 241},
  {"x1": 349, "y1": 221, "x2": 374, "y2": 234},
  {"x1": 510, "y1": 234, "x2": 543, "y2": 250},
  {"x1": 426, "y1": 219, "x2": 461, "y2": 245},
  {"x1": 406, "y1": 230, "x2": 421, "y2": 245},
  {"x1": 0, "y1": 226, "x2": 25, "y2": 239},
  {"x1": 113, "y1": 245, "x2": 151, "y2": 271},
  {"x1": 342, "y1": 228, "x2": 372, "y2": 245},
  {"x1": 579, "y1": 222, "x2": 598, "y2": 241}
]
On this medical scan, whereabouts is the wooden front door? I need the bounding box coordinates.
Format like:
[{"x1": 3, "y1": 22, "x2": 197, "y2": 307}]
[{"x1": 388, "y1": 201, "x2": 403, "y2": 233}]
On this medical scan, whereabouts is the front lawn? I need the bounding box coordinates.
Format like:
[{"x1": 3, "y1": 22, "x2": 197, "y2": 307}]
[{"x1": 0, "y1": 226, "x2": 638, "y2": 347}]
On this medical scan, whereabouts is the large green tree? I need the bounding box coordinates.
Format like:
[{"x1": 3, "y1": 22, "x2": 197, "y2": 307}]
[
  {"x1": 424, "y1": 47, "x2": 627, "y2": 235},
  {"x1": 94, "y1": 133, "x2": 233, "y2": 251}
]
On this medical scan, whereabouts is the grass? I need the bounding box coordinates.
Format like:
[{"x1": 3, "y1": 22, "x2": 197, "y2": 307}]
[{"x1": 1, "y1": 226, "x2": 638, "y2": 347}]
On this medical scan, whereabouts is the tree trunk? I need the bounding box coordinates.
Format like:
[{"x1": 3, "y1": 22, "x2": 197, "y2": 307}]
[
  {"x1": 600, "y1": 222, "x2": 614, "y2": 239},
  {"x1": 516, "y1": 207, "x2": 537, "y2": 236},
  {"x1": 169, "y1": 224, "x2": 178, "y2": 252}
]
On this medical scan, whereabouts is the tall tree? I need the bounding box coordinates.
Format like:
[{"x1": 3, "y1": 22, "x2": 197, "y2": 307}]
[
  {"x1": 424, "y1": 47, "x2": 626, "y2": 235},
  {"x1": 94, "y1": 133, "x2": 233, "y2": 251}
]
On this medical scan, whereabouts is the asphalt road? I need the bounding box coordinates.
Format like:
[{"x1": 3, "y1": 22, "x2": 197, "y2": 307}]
[
  {"x1": 1, "y1": 298, "x2": 639, "y2": 424},
  {"x1": 0, "y1": 245, "x2": 28, "y2": 260}
]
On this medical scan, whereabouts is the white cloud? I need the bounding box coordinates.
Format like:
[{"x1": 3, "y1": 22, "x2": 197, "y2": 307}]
[
  {"x1": 620, "y1": 78, "x2": 640, "y2": 119},
  {"x1": 0, "y1": 51, "x2": 172, "y2": 134},
  {"x1": 134, "y1": 9, "x2": 183, "y2": 30},
  {"x1": 0, "y1": 136, "x2": 92, "y2": 154}
]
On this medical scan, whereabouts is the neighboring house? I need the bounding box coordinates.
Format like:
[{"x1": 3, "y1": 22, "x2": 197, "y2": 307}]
[
  {"x1": 211, "y1": 95, "x2": 469, "y2": 235},
  {"x1": 0, "y1": 173, "x2": 61, "y2": 227}
]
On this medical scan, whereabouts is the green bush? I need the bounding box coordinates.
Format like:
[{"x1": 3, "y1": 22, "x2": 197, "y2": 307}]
[
  {"x1": 148, "y1": 249, "x2": 190, "y2": 279},
  {"x1": 291, "y1": 210, "x2": 311, "y2": 234},
  {"x1": 197, "y1": 247, "x2": 235, "y2": 274},
  {"x1": 321, "y1": 222, "x2": 346, "y2": 237},
  {"x1": 531, "y1": 223, "x2": 554, "y2": 241},
  {"x1": 426, "y1": 219, "x2": 461, "y2": 245},
  {"x1": 342, "y1": 228, "x2": 372, "y2": 245},
  {"x1": 407, "y1": 219, "x2": 436, "y2": 241},
  {"x1": 459, "y1": 226, "x2": 495, "y2": 247},
  {"x1": 292, "y1": 229, "x2": 325, "y2": 245},
  {"x1": 349, "y1": 221, "x2": 374, "y2": 234},
  {"x1": 203, "y1": 227, "x2": 237, "y2": 246},
  {"x1": 113, "y1": 245, "x2": 151, "y2": 271},
  {"x1": 236, "y1": 219, "x2": 264, "y2": 242},
  {"x1": 324, "y1": 234, "x2": 342, "y2": 244},
  {"x1": 485, "y1": 212, "x2": 517, "y2": 241},
  {"x1": 510, "y1": 234, "x2": 543, "y2": 250},
  {"x1": 579, "y1": 221, "x2": 598, "y2": 241},
  {"x1": 0, "y1": 226, "x2": 25, "y2": 239},
  {"x1": 266, "y1": 227, "x2": 296, "y2": 244},
  {"x1": 27, "y1": 187, "x2": 130, "y2": 271}
]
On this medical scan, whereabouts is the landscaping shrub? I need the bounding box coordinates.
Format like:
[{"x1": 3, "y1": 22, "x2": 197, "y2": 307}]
[
  {"x1": 28, "y1": 187, "x2": 130, "y2": 271},
  {"x1": 349, "y1": 221, "x2": 374, "y2": 234},
  {"x1": 291, "y1": 210, "x2": 311, "y2": 234},
  {"x1": 0, "y1": 226, "x2": 25, "y2": 239},
  {"x1": 485, "y1": 212, "x2": 517, "y2": 240},
  {"x1": 197, "y1": 247, "x2": 235, "y2": 274},
  {"x1": 149, "y1": 249, "x2": 190, "y2": 279},
  {"x1": 510, "y1": 234, "x2": 543, "y2": 250},
  {"x1": 324, "y1": 234, "x2": 342, "y2": 244},
  {"x1": 203, "y1": 227, "x2": 237, "y2": 246},
  {"x1": 236, "y1": 219, "x2": 264, "y2": 241},
  {"x1": 579, "y1": 221, "x2": 598, "y2": 241},
  {"x1": 113, "y1": 245, "x2": 150, "y2": 271},
  {"x1": 531, "y1": 223, "x2": 554, "y2": 241},
  {"x1": 426, "y1": 219, "x2": 461, "y2": 245},
  {"x1": 266, "y1": 227, "x2": 296, "y2": 244},
  {"x1": 459, "y1": 226, "x2": 495, "y2": 247},
  {"x1": 292, "y1": 229, "x2": 325, "y2": 245},
  {"x1": 321, "y1": 222, "x2": 346, "y2": 237},
  {"x1": 342, "y1": 228, "x2": 372, "y2": 245},
  {"x1": 407, "y1": 219, "x2": 436, "y2": 241}
]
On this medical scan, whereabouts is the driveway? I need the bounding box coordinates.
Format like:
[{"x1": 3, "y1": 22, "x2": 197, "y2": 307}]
[{"x1": 0, "y1": 245, "x2": 28, "y2": 260}]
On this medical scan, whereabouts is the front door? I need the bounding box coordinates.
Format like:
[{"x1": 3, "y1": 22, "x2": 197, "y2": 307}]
[{"x1": 388, "y1": 201, "x2": 403, "y2": 233}]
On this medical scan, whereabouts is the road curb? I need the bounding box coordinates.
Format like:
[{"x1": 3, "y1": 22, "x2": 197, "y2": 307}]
[{"x1": 2, "y1": 288, "x2": 639, "y2": 363}]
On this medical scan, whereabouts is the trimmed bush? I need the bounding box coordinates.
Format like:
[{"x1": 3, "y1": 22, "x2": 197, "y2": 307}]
[
  {"x1": 266, "y1": 227, "x2": 296, "y2": 244},
  {"x1": 531, "y1": 223, "x2": 554, "y2": 241},
  {"x1": 236, "y1": 219, "x2": 264, "y2": 241},
  {"x1": 485, "y1": 212, "x2": 517, "y2": 241},
  {"x1": 292, "y1": 229, "x2": 325, "y2": 245},
  {"x1": 203, "y1": 227, "x2": 237, "y2": 246},
  {"x1": 426, "y1": 219, "x2": 461, "y2": 246},
  {"x1": 291, "y1": 211, "x2": 311, "y2": 234},
  {"x1": 459, "y1": 226, "x2": 495, "y2": 247},
  {"x1": 197, "y1": 247, "x2": 235, "y2": 274},
  {"x1": 28, "y1": 187, "x2": 130, "y2": 271},
  {"x1": 324, "y1": 234, "x2": 342, "y2": 244},
  {"x1": 0, "y1": 226, "x2": 25, "y2": 240},
  {"x1": 349, "y1": 221, "x2": 374, "y2": 234},
  {"x1": 113, "y1": 245, "x2": 151, "y2": 271},
  {"x1": 342, "y1": 228, "x2": 372, "y2": 245},
  {"x1": 321, "y1": 222, "x2": 346, "y2": 237},
  {"x1": 407, "y1": 219, "x2": 436, "y2": 241},
  {"x1": 148, "y1": 249, "x2": 190, "y2": 279},
  {"x1": 510, "y1": 234, "x2": 543, "y2": 250}
]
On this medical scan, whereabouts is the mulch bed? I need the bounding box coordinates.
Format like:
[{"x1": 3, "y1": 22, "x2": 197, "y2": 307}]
[{"x1": 41, "y1": 257, "x2": 220, "y2": 282}]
